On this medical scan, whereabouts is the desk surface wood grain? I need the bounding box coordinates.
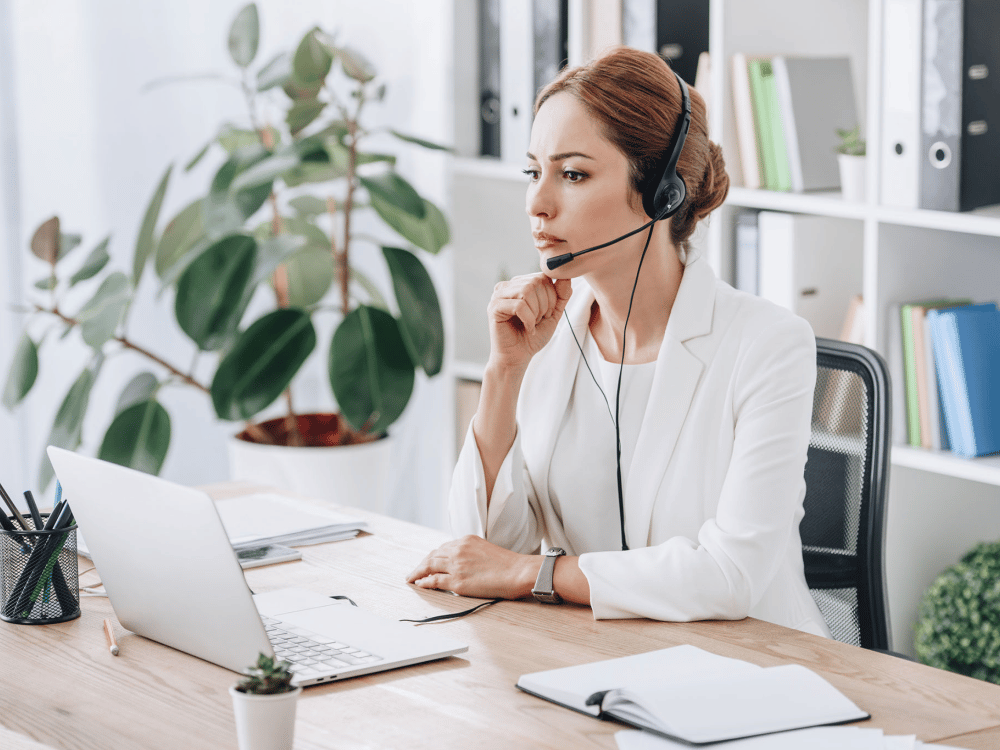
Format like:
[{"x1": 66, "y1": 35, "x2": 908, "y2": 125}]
[{"x1": 3, "y1": 482, "x2": 1000, "y2": 749}]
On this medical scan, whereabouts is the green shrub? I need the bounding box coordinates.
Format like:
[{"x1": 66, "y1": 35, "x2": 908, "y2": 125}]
[{"x1": 914, "y1": 541, "x2": 1000, "y2": 684}]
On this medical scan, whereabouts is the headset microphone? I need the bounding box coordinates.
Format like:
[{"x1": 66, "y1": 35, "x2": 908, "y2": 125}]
[{"x1": 545, "y1": 70, "x2": 692, "y2": 273}]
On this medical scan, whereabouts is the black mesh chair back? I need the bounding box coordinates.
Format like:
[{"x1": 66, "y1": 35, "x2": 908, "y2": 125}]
[{"x1": 800, "y1": 338, "x2": 891, "y2": 650}]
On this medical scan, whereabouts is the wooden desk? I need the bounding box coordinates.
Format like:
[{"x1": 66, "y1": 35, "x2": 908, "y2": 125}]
[{"x1": 3, "y1": 483, "x2": 1000, "y2": 749}]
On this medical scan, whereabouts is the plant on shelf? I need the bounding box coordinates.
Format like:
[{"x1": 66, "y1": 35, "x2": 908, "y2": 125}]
[
  {"x1": 234, "y1": 652, "x2": 296, "y2": 695},
  {"x1": 834, "y1": 125, "x2": 866, "y2": 157},
  {"x1": 914, "y1": 540, "x2": 1000, "y2": 684},
  {"x1": 2, "y1": 3, "x2": 449, "y2": 490}
]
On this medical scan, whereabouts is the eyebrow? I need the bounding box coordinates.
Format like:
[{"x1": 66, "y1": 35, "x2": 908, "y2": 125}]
[{"x1": 525, "y1": 151, "x2": 596, "y2": 162}]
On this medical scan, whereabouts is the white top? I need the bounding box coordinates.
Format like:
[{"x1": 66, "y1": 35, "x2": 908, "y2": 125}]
[
  {"x1": 450, "y1": 254, "x2": 830, "y2": 637},
  {"x1": 548, "y1": 331, "x2": 657, "y2": 552}
]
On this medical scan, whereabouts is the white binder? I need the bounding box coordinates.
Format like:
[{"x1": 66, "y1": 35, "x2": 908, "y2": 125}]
[
  {"x1": 880, "y1": 0, "x2": 923, "y2": 208},
  {"x1": 500, "y1": 0, "x2": 533, "y2": 164}
]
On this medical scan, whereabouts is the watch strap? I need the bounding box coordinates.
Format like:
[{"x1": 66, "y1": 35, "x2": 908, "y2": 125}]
[{"x1": 532, "y1": 547, "x2": 565, "y2": 604}]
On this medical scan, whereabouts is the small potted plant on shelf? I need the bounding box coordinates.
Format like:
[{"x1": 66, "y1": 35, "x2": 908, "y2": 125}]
[
  {"x1": 835, "y1": 124, "x2": 866, "y2": 203},
  {"x1": 230, "y1": 653, "x2": 301, "y2": 750},
  {"x1": 2, "y1": 4, "x2": 449, "y2": 511}
]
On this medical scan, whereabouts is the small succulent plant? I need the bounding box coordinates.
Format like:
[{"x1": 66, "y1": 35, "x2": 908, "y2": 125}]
[{"x1": 234, "y1": 652, "x2": 296, "y2": 694}]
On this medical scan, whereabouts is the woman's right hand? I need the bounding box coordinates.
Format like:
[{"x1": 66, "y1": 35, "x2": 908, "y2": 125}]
[{"x1": 486, "y1": 274, "x2": 573, "y2": 372}]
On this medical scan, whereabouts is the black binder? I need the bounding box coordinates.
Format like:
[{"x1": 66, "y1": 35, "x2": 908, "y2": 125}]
[
  {"x1": 479, "y1": 0, "x2": 501, "y2": 158},
  {"x1": 623, "y1": 0, "x2": 709, "y2": 85}
]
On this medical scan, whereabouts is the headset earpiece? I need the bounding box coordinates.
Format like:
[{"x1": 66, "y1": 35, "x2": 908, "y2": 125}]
[{"x1": 641, "y1": 69, "x2": 692, "y2": 221}]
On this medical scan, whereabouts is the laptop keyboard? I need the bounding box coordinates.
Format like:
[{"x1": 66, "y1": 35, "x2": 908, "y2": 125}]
[{"x1": 262, "y1": 616, "x2": 383, "y2": 677}]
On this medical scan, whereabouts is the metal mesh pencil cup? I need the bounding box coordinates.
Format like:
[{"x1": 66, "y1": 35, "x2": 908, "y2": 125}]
[{"x1": 0, "y1": 514, "x2": 80, "y2": 624}]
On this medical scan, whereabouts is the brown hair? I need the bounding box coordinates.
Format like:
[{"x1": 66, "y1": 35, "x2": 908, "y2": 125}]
[{"x1": 534, "y1": 46, "x2": 729, "y2": 253}]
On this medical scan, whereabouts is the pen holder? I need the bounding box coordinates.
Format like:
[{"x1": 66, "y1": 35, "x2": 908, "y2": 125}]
[{"x1": 0, "y1": 514, "x2": 80, "y2": 624}]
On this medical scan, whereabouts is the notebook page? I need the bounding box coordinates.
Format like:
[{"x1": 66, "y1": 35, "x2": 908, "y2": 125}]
[
  {"x1": 606, "y1": 663, "x2": 866, "y2": 743},
  {"x1": 517, "y1": 645, "x2": 762, "y2": 715}
]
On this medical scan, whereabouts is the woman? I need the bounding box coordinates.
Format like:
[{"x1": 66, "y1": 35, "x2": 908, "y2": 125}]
[{"x1": 407, "y1": 47, "x2": 830, "y2": 637}]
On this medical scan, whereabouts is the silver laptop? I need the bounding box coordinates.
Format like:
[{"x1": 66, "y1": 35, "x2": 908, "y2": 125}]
[{"x1": 47, "y1": 446, "x2": 467, "y2": 687}]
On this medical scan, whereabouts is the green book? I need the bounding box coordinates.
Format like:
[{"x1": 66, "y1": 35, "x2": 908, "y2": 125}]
[{"x1": 748, "y1": 59, "x2": 792, "y2": 192}]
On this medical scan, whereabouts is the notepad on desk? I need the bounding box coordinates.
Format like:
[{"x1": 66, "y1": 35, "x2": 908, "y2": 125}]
[
  {"x1": 214, "y1": 492, "x2": 367, "y2": 547},
  {"x1": 516, "y1": 645, "x2": 868, "y2": 745}
]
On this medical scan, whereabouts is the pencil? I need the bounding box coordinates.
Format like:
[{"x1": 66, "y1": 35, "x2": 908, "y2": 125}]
[{"x1": 104, "y1": 618, "x2": 119, "y2": 656}]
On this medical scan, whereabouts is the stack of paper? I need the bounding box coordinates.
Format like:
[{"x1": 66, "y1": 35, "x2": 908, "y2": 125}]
[
  {"x1": 616, "y1": 727, "x2": 953, "y2": 749},
  {"x1": 214, "y1": 492, "x2": 367, "y2": 547}
]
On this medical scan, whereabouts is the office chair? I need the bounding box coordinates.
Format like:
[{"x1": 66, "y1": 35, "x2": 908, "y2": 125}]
[{"x1": 800, "y1": 338, "x2": 892, "y2": 651}]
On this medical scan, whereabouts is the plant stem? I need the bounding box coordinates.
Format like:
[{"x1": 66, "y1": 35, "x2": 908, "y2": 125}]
[
  {"x1": 340, "y1": 122, "x2": 357, "y2": 317},
  {"x1": 36, "y1": 305, "x2": 209, "y2": 393}
]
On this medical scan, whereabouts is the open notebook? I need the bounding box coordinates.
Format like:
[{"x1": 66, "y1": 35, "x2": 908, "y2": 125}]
[{"x1": 517, "y1": 645, "x2": 868, "y2": 745}]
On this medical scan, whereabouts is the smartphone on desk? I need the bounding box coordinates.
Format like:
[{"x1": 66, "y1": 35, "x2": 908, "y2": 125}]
[{"x1": 233, "y1": 542, "x2": 302, "y2": 569}]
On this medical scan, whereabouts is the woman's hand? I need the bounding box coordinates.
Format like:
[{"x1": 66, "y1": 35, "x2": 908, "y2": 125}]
[
  {"x1": 406, "y1": 535, "x2": 540, "y2": 600},
  {"x1": 487, "y1": 274, "x2": 573, "y2": 372}
]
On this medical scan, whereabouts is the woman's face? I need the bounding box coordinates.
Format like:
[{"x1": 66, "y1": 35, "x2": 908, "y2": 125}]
[{"x1": 525, "y1": 91, "x2": 648, "y2": 278}]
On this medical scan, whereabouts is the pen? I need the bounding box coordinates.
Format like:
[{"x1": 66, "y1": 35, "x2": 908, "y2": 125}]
[
  {"x1": 23, "y1": 490, "x2": 44, "y2": 530},
  {"x1": 0, "y1": 480, "x2": 29, "y2": 530},
  {"x1": 103, "y1": 618, "x2": 120, "y2": 656}
]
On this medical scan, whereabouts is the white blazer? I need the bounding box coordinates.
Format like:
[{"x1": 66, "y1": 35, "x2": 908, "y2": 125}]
[{"x1": 450, "y1": 254, "x2": 831, "y2": 638}]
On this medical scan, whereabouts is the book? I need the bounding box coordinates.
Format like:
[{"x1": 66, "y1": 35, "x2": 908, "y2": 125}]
[
  {"x1": 731, "y1": 52, "x2": 762, "y2": 189},
  {"x1": 922, "y1": 312, "x2": 948, "y2": 450},
  {"x1": 927, "y1": 304, "x2": 1000, "y2": 457},
  {"x1": 214, "y1": 492, "x2": 367, "y2": 546},
  {"x1": 772, "y1": 56, "x2": 859, "y2": 193},
  {"x1": 887, "y1": 304, "x2": 908, "y2": 445},
  {"x1": 880, "y1": 0, "x2": 923, "y2": 209},
  {"x1": 517, "y1": 645, "x2": 868, "y2": 745},
  {"x1": 747, "y1": 59, "x2": 791, "y2": 192},
  {"x1": 900, "y1": 300, "x2": 970, "y2": 446}
]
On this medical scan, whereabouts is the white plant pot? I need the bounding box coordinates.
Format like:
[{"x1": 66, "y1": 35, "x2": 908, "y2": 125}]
[
  {"x1": 838, "y1": 154, "x2": 866, "y2": 203},
  {"x1": 229, "y1": 685, "x2": 302, "y2": 750},
  {"x1": 229, "y1": 432, "x2": 393, "y2": 513}
]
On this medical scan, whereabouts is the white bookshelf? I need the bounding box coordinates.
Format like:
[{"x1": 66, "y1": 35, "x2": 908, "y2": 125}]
[{"x1": 447, "y1": 0, "x2": 1000, "y2": 657}]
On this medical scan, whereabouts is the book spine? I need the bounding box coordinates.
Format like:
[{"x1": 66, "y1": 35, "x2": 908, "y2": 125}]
[
  {"x1": 748, "y1": 59, "x2": 778, "y2": 190},
  {"x1": 887, "y1": 304, "x2": 908, "y2": 444},
  {"x1": 922, "y1": 313, "x2": 944, "y2": 450},
  {"x1": 911, "y1": 306, "x2": 933, "y2": 448},
  {"x1": 920, "y1": 0, "x2": 963, "y2": 211},
  {"x1": 880, "y1": 0, "x2": 923, "y2": 208},
  {"x1": 900, "y1": 304, "x2": 921, "y2": 446},
  {"x1": 772, "y1": 56, "x2": 804, "y2": 193},
  {"x1": 761, "y1": 60, "x2": 792, "y2": 192},
  {"x1": 731, "y1": 53, "x2": 761, "y2": 190},
  {"x1": 927, "y1": 311, "x2": 959, "y2": 453},
  {"x1": 937, "y1": 312, "x2": 976, "y2": 456}
]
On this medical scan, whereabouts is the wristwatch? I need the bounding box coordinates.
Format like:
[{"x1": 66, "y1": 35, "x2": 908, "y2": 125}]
[{"x1": 532, "y1": 547, "x2": 566, "y2": 604}]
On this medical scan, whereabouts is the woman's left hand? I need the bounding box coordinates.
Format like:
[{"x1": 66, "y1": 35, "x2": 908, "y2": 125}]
[{"x1": 406, "y1": 535, "x2": 539, "y2": 600}]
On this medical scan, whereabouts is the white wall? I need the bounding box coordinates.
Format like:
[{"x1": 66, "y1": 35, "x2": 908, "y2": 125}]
[{"x1": 1, "y1": 0, "x2": 452, "y2": 528}]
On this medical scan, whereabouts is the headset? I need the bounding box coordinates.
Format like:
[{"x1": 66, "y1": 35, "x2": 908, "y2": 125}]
[
  {"x1": 544, "y1": 67, "x2": 691, "y2": 552},
  {"x1": 545, "y1": 69, "x2": 691, "y2": 272}
]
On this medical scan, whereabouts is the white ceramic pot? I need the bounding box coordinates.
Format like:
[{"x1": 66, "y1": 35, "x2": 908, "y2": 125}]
[
  {"x1": 229, "y1": 685, "x2": 302, "y2": 750},
  {"x1": 837, "y1": 154, "x2": 866, "y2": 203},
  {"x1": 228, "y1": 432, "x2": 393, "y2": 513}
]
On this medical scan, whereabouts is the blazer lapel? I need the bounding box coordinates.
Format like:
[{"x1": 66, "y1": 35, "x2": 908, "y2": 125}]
[{"x1": 626, "y1": 256, "x2": 717, "y2": 546}]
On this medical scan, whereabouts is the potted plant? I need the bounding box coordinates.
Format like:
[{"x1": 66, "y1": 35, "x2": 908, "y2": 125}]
[
  {"x1": 229, "y1": 652, "x2": 301, "y2": 750},
  {"x1": 835, "y1": 125, "x2": 866, "y2": 203},
  {"x1": 2, "y1": 4, "x2": 449, "y2": 510},
  {"x1": 915, "y1": 540, "x2": 1000, "y2": 684}
]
